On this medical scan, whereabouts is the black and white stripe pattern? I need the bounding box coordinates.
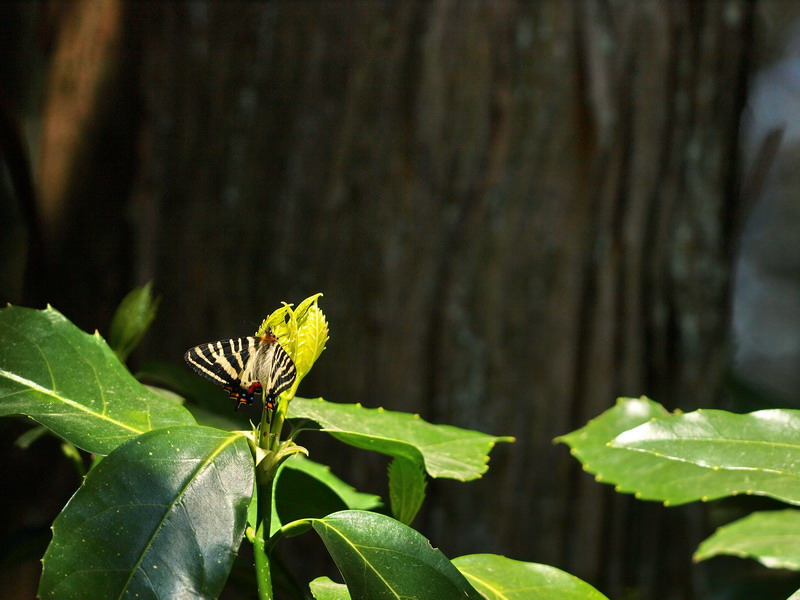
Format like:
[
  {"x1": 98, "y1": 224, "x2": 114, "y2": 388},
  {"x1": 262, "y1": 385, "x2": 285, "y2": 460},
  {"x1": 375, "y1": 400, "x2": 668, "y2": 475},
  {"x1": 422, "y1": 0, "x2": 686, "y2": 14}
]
[{"x1": 184, "y1": 333, "x2": 296, "y2": 410}]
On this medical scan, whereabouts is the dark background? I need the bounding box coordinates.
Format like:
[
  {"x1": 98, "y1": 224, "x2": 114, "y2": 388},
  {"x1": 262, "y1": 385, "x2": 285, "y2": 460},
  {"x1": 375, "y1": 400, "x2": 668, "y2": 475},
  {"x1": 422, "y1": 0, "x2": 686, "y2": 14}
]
[{"x1": 2, "y1": 2, "x2": 800, "y2": 599}]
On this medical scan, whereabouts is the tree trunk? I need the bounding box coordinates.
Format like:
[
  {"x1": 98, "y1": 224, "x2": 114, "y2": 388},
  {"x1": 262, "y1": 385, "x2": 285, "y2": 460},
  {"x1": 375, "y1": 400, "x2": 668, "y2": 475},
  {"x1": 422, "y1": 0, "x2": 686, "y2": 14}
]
[{"x1": 16, "y1": 2, "x2": 757, "y2": 598}]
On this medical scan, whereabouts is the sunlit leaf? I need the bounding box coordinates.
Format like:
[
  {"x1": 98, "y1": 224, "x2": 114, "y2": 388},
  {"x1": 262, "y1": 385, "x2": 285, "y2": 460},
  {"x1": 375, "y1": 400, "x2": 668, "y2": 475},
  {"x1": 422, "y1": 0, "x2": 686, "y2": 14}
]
[
  {"x1": 38, "y1": 426, "x2": 254, "y2": 600},
  {"x1": 310, "y1": 577, "x2": 351, "y2": 600},
  {"x1": 290, "y1": 397, "x2": 513, "y2": 481},
  {"x1": 292, "y1": 303, "x2": 328, "y2": 381},
  {"x1": 312, "y1": 510, "x2": 482, "y2": 600},
  {"x1": 695, "y1": 510, "x2": 800, "y2": 570},
  {"x1": 0, "y1": 306, "x2": 195, "y2": 455},
  {"x1": 558, "y1": 397, "x2": 800, "y2": 506},
  {"x1": 453, "y1": 554, "x2": 609, "y2": 600}
]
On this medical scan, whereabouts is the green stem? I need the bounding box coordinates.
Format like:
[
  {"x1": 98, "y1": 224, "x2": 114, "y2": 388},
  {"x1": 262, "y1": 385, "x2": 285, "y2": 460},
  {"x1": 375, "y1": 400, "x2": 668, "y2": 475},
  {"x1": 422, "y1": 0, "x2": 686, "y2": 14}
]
[
  {"x1": 254, "y1": 463, "x2": 275, "y2": 600},
  {"x1": 254, "y1": 523, "x2": 273, "y2": 598},
  {"x1": 254, "y1": 398, "x2": 278, "y2": 600},
  {"x1": 253, "y1": 394, "x2": 304, "y2": 599}
]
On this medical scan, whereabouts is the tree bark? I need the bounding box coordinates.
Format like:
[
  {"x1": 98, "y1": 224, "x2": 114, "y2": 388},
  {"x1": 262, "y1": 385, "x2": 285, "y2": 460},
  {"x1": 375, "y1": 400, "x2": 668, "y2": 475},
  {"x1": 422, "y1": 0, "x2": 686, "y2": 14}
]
[{"x1": 19, "y1": 2, "x2": 757, "y2": 598}]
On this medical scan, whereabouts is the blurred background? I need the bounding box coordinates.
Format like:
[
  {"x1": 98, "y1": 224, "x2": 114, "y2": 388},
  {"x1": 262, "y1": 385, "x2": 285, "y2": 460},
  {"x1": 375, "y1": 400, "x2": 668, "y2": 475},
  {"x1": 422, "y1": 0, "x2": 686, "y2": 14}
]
[{"x1": 1, "y1": 2, "x2": 799, "y2": 599}]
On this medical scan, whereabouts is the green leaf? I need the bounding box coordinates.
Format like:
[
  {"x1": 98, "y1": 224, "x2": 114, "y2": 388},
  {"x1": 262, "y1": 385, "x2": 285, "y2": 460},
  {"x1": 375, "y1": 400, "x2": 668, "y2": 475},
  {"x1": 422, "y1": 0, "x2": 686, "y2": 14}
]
[
  {"x1": 0, "y1": 306, "x2": 195, "y2": 455},
  {"x1": 39, "y1": 425, "x2": 253, "y2": 600},
  {"x1": 137, "y1": 361, "x2": 250, "y2": 430},
  {"x1": 60, "y1": 441, "x2": 86, "y2": 476},
  {"x1": 452, "y1": 554, "x2": 610, "y2": 600},
  {"x1": 310, "y1": 577, "x2": 351, "y2": 600},
  {"x1": 694, "y1": 510, "x2": 800, "y2": 570},
  {"x1": 257, "y1": 294, "x2": 328, "y2": 388},
  {"x1": 289, "y1": 397, "x2": 513, "y2": 481},
  {"x1": 137, "y1": 358, "x2": 242, "y2": 417},
  {"x1": 108, "y1": 282, "x2": 160, "y2": 362},
  {"x1": 292, "y1": 302, "x2": 328, "y2": 381},
  {"x1": 558, "y1": 397, "x2": 800, "y2": 506},
  {"x1": 269, "y1": 456, "x2": 381, "y2": 536},
  {"x1": 611, "y1": 407, "x2": 800, "y2": 505},
  {"x1": 14, "y1": 424, "x2": 48, "y2": 449},
  {"x1": 282, "y1": 455, "x2": 381, "y2": 511},
  {"x1": 388, "y1": 456, "x2": 426, "y2": 525},
  {"x1": 312, "y1": 510, "x2": 483, "y2": 600},
  {"x1": 788, "y1": 589, "x2": 800, "y2": 600}
]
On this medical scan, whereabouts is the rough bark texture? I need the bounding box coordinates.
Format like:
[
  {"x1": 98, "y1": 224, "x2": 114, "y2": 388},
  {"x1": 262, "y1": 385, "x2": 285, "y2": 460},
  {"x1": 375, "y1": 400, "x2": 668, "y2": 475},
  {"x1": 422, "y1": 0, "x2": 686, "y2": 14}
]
[{"x1": 5, "y1": 1, "x2": 762, "y2": 599}]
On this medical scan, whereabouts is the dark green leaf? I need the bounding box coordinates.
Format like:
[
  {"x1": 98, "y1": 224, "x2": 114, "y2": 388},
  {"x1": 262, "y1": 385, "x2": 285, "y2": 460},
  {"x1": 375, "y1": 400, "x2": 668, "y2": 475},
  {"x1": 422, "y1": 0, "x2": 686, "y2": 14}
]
[
  {"x1": 695, "y1": 510, "x2": 800, "y2": 570},
  {"x1": 108, "y1": 282, "x2": 160, "y2": 362},
  {"x1": 0, "y1": 306, "x2": 195, "y2": 455},
  {"x1": 290, "y1": 397, "x2": 513, "y2": 481},
  {"x1": 452, "y1": 554, "x2": 609, "y2": 600},
  {"x1": 388, "y1": 456, "x2": 426, "y2": 525},
  {"x1": 269, "y1": 456, "x2": 381, "y2": 536},
  {"x1": 274, "y1": 462, "x2": 349, "y2": 532},
  {"x1": 39, "y1": 425, "x2": 254, "y2": 600},
  {"x1": 136, "y1": 359, "x2": 230, "y2": 413},
  {"x1": 312, "y1": 510, "x2": 482, "y2": 600}
]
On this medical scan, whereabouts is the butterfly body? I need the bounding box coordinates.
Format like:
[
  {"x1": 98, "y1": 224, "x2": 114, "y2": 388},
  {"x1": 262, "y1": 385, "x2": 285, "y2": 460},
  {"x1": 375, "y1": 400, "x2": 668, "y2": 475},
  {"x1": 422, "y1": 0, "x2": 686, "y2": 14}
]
[{"x1": 184, "y1": 332, "x2": 296, "y2": 412}]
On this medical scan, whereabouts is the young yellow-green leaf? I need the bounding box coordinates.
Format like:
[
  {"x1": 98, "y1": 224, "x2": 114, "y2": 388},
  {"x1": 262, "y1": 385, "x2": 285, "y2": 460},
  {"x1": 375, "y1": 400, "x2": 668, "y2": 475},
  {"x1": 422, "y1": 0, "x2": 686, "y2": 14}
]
[
  {"x1": 254, "y1": 295, "x2": 327, "y2": 393},
  {"x1": 310, "y1": 577, "x2": 351, "y2": 600},
  {"x1": 788, "y1": 589, "x2": 800, "y2": 600},
  {"x1": 312, "y1": 510, "x2": 483, "y2": 600},
  {"x1": 0, "y1": 306, "x2": 195, "y2": 455},
  {"x1": 452, "y1": 554, "x2": 609, "y2": 600},
  {"x1": 38, "y1": 425, "x2": 254, "y2": 600},
  {"x1": 694, "y1": 510, "x2": 800, "y2": 570},
  {"x1": 257, "y1": 303, "x2": 297, "y2": 351},
  {"x1": 388, "y1": 456, "x2": 426, "y2": 525},
  {"x1": 108, "y1": 282, "x2": 160, "y2": 362},
  {"x1": 292, "y1": 303, "x2": 328, "y2": 380},
  {"x1": 289, "y1": 397, "x2": 513, "y2": 481},
  {"x1": 558, "y1": 398, "x2": 800, "y2": 506}
]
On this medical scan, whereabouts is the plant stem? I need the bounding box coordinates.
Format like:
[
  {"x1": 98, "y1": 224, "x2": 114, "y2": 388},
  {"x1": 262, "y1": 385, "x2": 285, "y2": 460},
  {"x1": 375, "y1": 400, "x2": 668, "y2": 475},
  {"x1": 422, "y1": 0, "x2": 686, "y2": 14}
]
[
  {"x1": 254, "y1": 400, "x2": 277, "y2": 599},
  {"x1": 254, "y1": 517, "x2": 273, "y2": 599},
  {"x1": 253, "y1": 462, "x2": 275, "y2": 600}
]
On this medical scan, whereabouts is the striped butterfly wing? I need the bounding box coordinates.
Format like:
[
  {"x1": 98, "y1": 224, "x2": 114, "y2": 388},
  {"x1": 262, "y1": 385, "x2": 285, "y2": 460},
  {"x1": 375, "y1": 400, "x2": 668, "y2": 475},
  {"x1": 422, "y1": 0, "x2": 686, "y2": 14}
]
[
  {"x1": 184, "y1": 334, "x2": 296, "y2": 411},
  {"x1": 249, "y1": 340, "x2": 297, "y2": 407}
]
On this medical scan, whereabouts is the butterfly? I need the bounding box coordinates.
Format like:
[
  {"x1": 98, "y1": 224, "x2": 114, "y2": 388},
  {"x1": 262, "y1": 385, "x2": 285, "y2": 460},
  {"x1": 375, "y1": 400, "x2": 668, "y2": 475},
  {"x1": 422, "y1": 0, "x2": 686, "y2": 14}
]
[{"x1": 184, "y1": 330, "x2": 296, "y2": 414}]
